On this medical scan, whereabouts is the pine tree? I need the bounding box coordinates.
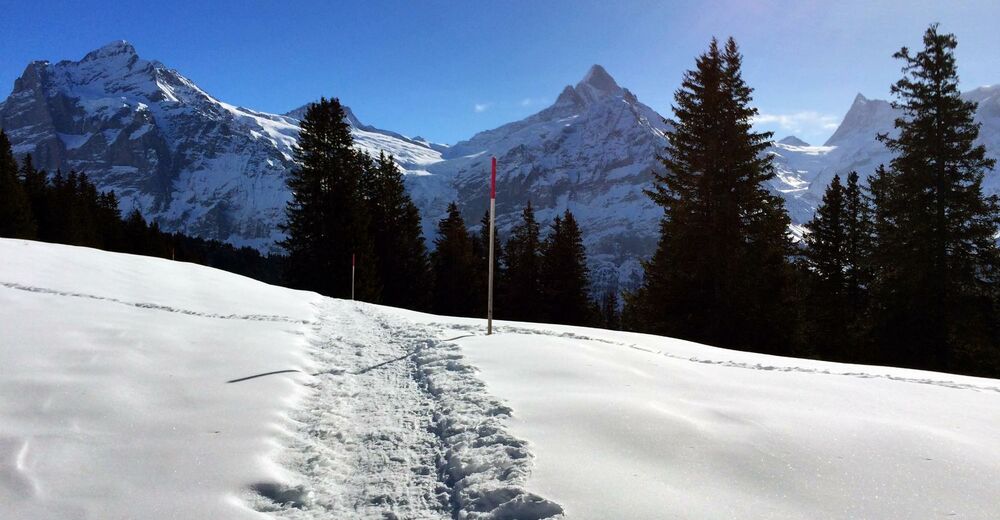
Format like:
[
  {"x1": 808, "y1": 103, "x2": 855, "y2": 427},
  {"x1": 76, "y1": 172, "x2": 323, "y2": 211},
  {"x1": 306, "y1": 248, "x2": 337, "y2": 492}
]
[
  {"x1": 627, "y1": 37, "x2": 793, "y2": 353},
  {"x1": 540, "y1": 210, "x2": 592, "y2": 325},
  {"x1": 19, "y1": 155, "x2": 50, "y2": 238},
  {"x1": 0, "y1": 130, "x2": 36, "y2": 239},
  {"x1": 472, "y1": 209, "x2": 505, "y2": 317},
  {"x1": 279, "y1": 98, "x2": 380, "y2": 300},
  {"x1": 598, "y1": 287, "x2": 621, "y2": 330},
  {"x1": 502, "y1": 201, "x2": 543, "y2": 322},
  {"x1": 364, "y1": 152, "x2": 432, "y2": 310},
  {"x1": 843, "y1": 173, "x2": 873, "y2": 297},
  {"x1": 431, "y1": 202, "x2": 478, "y2": 316},
  {"x1": 803, "y1": 172, "x2": 873, "y2": 360},
  {"x1": 872, "y1": 25, "x2": 1000, "y2": 373}
]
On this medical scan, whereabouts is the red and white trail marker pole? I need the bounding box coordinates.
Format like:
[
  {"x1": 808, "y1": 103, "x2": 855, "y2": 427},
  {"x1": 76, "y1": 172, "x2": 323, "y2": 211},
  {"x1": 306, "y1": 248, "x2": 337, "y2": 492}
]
[
  {"x1": 488, "y1": 157, "x2": 497, "y2": 335},
  {"x1": 351, "y1": 253, "x2": 356, "y2": 301}
]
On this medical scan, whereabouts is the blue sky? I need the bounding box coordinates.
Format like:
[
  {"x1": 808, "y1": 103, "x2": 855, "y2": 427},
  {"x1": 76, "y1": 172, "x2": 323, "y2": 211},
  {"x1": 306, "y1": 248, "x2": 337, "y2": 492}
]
[{"x1": 1, "y1": 0, "x2": 998, "y2": 145}]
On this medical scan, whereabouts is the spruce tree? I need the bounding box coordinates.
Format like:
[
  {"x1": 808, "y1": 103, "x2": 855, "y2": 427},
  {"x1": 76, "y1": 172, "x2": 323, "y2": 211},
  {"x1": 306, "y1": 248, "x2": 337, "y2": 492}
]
[
  {"x1": 0, "y1": 130, "x2": 36, "y2": 239},
  {"x1": 364, "y1": 152, "x2": 432, "y2": 310},
  {"x1": 540, "y1": 210, "x2": 592, "y2": 325},
  {"x1": 431, "y1": 202, "x2": 478, "y2": 316},
  {"x1": 803, "y1": 173, "x2": 873, "y2": 360},
  {"x1": 279, "y1": 98, "x2": 380, "y2": 300},
  {"x1": 502, "y1": 201, "x2": 543, "y2": 322},
  {"x1": 19, "y1": 155, "x2": 49, "y2": 239},
  {"x1": 872, "y1": 25, "x2": 1000, "y2": 373},
  {"x1": 472, "y1": 209, "x2": 505, "y2": 317},
  {"x1": 598, "y1": 287, "x2": 621, "y2": 330},
  {"x1": 627, "y1": 37, "x2": 793, "y2": 353}
]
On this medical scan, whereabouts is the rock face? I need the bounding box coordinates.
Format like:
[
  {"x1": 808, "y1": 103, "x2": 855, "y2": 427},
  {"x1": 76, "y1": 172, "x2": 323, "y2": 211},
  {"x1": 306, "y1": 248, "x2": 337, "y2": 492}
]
[{"x1": 2, "y1": 42, "x2": 998, "y2": 292}]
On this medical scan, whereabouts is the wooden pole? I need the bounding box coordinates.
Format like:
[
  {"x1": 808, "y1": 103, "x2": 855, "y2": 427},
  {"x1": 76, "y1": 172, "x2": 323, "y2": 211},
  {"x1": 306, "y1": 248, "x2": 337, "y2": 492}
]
[{"x1": 488, "y1": 157, "x2": 496, "y2": 335}]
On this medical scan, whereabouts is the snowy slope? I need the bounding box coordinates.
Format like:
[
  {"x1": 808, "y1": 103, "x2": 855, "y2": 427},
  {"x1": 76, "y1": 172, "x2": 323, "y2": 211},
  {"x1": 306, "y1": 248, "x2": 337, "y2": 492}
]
[{"x1": 3, "y1": 239, "x2": 999, "y2": 519}]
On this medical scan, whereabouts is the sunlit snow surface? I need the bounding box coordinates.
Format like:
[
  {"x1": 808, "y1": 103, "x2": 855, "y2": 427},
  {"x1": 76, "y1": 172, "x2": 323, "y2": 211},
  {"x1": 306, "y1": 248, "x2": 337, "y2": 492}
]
[{"x1": 2, "y1": 239, "x2": 999, "y2": 519}]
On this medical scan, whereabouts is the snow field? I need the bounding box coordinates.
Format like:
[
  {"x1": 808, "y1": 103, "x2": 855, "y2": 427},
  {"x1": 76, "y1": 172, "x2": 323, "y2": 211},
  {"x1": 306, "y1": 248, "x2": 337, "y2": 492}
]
[{"x1": 2, "y1": 238, "x2": 999, "y2": 519}]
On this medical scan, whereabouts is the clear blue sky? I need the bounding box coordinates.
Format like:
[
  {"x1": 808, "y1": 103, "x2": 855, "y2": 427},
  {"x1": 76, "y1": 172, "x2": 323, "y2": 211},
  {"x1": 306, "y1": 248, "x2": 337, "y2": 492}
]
[{"x1": 2, "y1": 0, "x2": 998, "y2": 145}]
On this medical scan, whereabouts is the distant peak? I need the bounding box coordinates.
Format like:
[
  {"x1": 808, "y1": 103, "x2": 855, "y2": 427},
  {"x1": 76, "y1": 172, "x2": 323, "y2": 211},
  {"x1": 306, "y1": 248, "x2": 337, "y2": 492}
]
[
  {"x1": 83, "y1": 40, "x2": 137, "y2": 62},
  {"x1": 778, "y1": 136, "x2": 810, "y2": 146},
  {"x1": 851, "y1": 93, "x2": 869, "y2": 105},
  {"x1": 577, "y1": 64, "x2": 620, "y2": 94}
]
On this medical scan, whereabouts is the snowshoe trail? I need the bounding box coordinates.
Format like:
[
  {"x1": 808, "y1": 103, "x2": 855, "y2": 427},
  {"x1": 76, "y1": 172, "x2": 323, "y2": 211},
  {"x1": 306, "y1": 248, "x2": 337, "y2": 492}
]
[{"x1": 252, "y1": 300, "x2": 563, "y2": 519}]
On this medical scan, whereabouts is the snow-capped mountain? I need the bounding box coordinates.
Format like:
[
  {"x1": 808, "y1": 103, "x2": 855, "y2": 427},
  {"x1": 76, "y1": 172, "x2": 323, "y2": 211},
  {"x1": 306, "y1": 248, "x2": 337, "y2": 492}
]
[
  {"x1": 3, "y1": 42, "x2": 999, "y2": 291},
  {"x1": 0, "y1": 41, "x2": 443, "y2": 253},
  {"x1": 414, "y1": 65, "x2": 672, "y2": 289},
  {"x1": 768, "y1": 88, "x2": 1000, "y2": 225}
]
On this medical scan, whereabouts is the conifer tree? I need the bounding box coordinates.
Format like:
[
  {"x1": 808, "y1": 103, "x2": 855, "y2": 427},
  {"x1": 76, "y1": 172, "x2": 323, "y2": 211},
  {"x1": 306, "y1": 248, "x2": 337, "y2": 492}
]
[
  {"x1": 803, "y1": 172, "x2": 873, "y2": 359},
  {"x1": 598, "y1": 287, "x2": 621, "y2": 330},
  {"x1": 502, "y1": 201, "x2": 543, "y2": 321},
  {"x1": 0, "y1": 130, "x2": 36, "y2": 239},
  {"x1": 842, "y1": 172, "x2": 874, "y2": 302},
  {"x1": 431, "y1": 202, "x2": 478, "y2": 316},
  {"x1": 19, "y1": 155, "x2": 49, "y2": 237},
  {"x1": 472, "y1": 209, "x2": 505, "y2": 317},
  {"x1": 540, "y1": 210, "x2": 592, "y2": 325},
  {"x1": 872, "y1": 25, "x2": 1000, "y2": 372},
  {"x1": 627, "y1": 37, "x2": 793, "y2": 353},
  {"x1": 279, "y1": 98, "x2": 380, "y2": 300},
  {"x1": 364, "y1": 152, "x2": 432, "y2": 310}
]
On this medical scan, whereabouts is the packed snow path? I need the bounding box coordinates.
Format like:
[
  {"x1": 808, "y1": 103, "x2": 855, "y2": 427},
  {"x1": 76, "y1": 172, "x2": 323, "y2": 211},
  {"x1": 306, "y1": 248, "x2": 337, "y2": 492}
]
[{"x1": 252, "y1": 301, "x2": 562, "y2": 519}]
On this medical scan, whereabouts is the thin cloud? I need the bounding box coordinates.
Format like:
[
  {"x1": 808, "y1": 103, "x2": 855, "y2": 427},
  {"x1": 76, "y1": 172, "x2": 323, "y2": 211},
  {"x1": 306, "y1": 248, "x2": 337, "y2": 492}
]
[
  {"x1": 753, "y1": 111, "x2": 840, "y2": 136},
  {"x1": 520, "y1": 97, "x2": 546, "y2": 107},
  {"x1": 474, "y1": 102, "x2": 493, "y2": 113}
]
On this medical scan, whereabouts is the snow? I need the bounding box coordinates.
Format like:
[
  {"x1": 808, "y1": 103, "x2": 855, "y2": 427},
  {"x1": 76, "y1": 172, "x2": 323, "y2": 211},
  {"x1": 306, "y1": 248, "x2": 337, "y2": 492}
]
[
  {"x1": 448, "y1": 328, "x2": 1000, "y2": 519},
  {"x1": 2, "y1": 239, "x2": 1000, "y2": 519},
  {"x1": 0, "y1": 240, "x2": 321, "y2": 519}
]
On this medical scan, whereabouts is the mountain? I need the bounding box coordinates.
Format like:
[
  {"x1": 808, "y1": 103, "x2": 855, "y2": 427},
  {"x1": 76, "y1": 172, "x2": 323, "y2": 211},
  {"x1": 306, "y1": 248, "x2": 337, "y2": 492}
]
[
  {"x1": 2, "y1": 42, "x2": 999, "y2": 291},
  {"x1": 0, "y1": 41, "x2": 442, "y2": 253},
  {"x1": 769, "y1": 88, "x2": 1000, "y2": 226},
  {"x1": 413, "y1": 65, "x2": 671, "y2": 289}
]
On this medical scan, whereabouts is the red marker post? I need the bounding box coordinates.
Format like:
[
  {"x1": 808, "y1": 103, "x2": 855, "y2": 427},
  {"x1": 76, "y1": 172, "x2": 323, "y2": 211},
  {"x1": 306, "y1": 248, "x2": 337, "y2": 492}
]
[{"x1": 488, "y1": 157, "x2": 497, "y2": 335}]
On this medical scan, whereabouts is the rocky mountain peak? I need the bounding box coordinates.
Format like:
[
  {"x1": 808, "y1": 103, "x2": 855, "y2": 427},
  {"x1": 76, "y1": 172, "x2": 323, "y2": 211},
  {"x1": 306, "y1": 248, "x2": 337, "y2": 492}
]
[
  {"x1": 823, "y1": 93, "x2": 896, "y2": 147},
  {"x1": 574, "y1": 64, "x2": 624, "y2": 105},
  {"x1": 578, "y1": 65, "x2": 620, "y2": 94},
  {"x1": 82, "y1": 40, "x2": 138, "y2": 62}
]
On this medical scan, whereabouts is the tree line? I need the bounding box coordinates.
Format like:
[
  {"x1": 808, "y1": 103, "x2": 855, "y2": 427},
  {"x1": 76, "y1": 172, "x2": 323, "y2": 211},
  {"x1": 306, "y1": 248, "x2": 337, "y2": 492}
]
[
  {"x1": 0, "y1": 133, "x2": 282, "y2": 284},
  {"x1": 281, "y1": 98, "x2": 603, "y2": 326},
  {"x1": 626, "y1": 26, "x2": 1000, "y2": 378}
]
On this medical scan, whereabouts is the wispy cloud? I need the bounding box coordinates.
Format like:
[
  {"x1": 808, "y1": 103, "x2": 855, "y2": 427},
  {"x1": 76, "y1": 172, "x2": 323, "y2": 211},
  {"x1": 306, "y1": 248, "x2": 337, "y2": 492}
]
[
  {"x1": 474, "y1": 102, "x2": 493, "y2": 113},
  {"x1": 753, "y1": 111, "x2": 840, "y2": 136},
  {"x1": 520, "y1": 97, "x2": 546, "y2": 107}
]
